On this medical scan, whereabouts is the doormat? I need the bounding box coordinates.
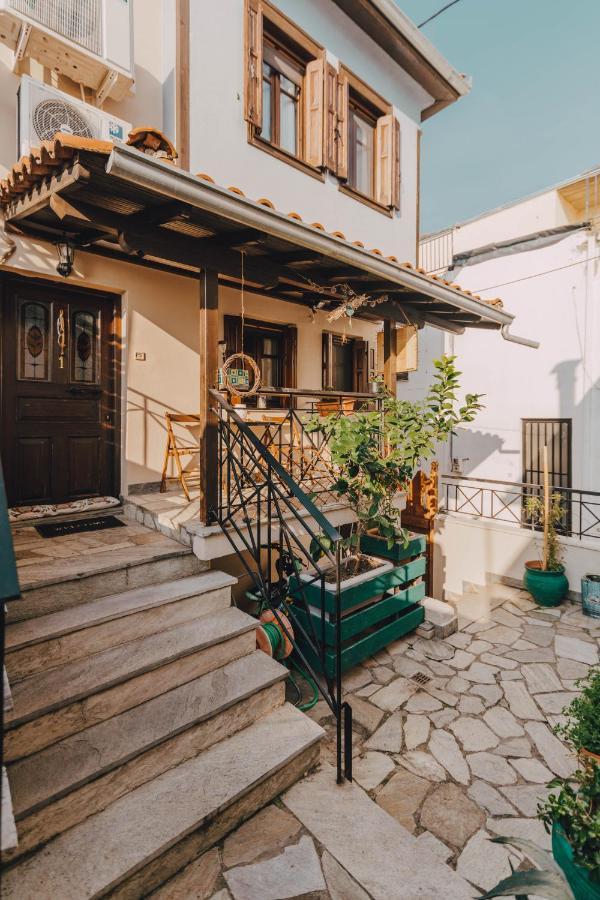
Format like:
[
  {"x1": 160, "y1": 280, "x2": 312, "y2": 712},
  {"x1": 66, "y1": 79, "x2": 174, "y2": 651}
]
[
  {"x1": 9, "y1": 496, "x2": 120, "y2": 523},
  {"x1": 35, "y1": 516, "x2": 126, "y2": 539}
]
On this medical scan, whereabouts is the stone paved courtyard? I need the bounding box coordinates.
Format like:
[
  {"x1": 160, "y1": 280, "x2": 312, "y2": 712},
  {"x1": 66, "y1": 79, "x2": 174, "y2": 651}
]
[{"x1": 154, "y1": 584, "x2": 599, "y2": 899}]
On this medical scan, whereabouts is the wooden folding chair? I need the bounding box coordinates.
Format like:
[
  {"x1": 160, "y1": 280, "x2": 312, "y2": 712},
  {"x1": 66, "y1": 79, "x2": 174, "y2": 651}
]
[{"x1": 160, "y1": 413, "x2": 200, "y2": 501}]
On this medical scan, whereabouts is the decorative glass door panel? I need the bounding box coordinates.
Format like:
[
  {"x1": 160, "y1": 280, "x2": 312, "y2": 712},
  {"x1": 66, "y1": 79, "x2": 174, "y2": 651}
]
[{"x1": 71, "y1": 309, "x2": 100, "y2": 384}]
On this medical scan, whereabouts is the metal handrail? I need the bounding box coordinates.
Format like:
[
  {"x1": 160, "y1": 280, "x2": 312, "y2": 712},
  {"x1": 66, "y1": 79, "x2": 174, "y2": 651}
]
[
  {"x1": 209, "y1": 388, "x2": 352, "y2": 783},
  {"x1": 441, "y1": 472, "x2": 600, "y2": 498}
]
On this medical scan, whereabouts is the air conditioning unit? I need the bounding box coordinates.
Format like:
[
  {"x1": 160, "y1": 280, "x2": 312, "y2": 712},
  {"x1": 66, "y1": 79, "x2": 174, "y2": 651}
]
[
  {"x1": 0, "y1": 0, "x2": 134, "y2": 102},
  {"x1": 18, "y1": 76, "x2": 131, "y2": 157}
]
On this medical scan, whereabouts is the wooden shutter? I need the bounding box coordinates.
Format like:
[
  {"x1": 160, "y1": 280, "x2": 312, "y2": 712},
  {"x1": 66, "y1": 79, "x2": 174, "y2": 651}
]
[
  {"x1": 392, "y1": 115, "x2": 401, "y2": 210},
  {"x1": 282, "y1": 325, "x2": 298, "y2": 388},
  {"x1": 244, "y1": 0, "x2": 262, "y2": 129},
  {"x1": 304, "y1": 57, "x2": 324, "y2": 168},
  {"x1": 336, "y1": 71, "x2": 348, "y2": 180},
  {"x1": 324, "y1": 62, "x2": 337, "y2": 172},
  {"x1": 375, "y1": 113, "x2": 401, "y2": 208},
  {"x1": 352, "y1": 339, "x2": 368, "y2": 392},
  {"x1": 376, "y1": 325, "x2": 418, "y2": 374},
  {"x1": 224, "y1": 315, "x2": 242, "y2": 357}
]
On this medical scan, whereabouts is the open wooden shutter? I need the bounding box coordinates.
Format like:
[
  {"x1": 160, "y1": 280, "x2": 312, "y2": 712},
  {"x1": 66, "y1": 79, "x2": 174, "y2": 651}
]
[
  {"x1": 376, "y1": 325, "x2": 418, "y2": 374},
  {"x1": 392, "y1": 115, "x2": 401, "y2": 210},
  {"x1": 336, "y1": 71, "x2": 349, "y2": 180},
  {"x1": 282, "y1": 325, "x2": 298, "y2": 388},
  {"x1": 353, "y1": 340, "x2": 369, "y2": 392},
  {"x1": 324, "y1": 62, "x2": 338, "y2": 172},
  {"x1": 375, "y1": 113, "x2": 393, "y2": 207},
  {"x1": 244, "y1": 0, "x2": 262, "y2": 129},
  {"x1": 304, "y1": 57, "x2": 324, "y2": 168}
]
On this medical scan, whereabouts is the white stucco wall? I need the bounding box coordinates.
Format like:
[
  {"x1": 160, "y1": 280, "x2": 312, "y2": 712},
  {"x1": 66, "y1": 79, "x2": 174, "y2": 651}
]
[{"x1": 188, "y1": 0, "x2": 430, "y2": 262}]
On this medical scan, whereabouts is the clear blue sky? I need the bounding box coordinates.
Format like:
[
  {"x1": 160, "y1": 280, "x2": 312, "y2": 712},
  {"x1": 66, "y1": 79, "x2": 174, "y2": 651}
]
[{"x1": 397, "y1": 0, "x2": 600, "y2": 234}]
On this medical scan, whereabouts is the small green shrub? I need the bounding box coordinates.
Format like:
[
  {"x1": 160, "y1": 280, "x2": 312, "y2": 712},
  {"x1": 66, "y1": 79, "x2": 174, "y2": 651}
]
[
  {"x1": 524, "y1": 492, "x2": 565, "y2": 571},
  {"x1": 554, "y1": 665, "x2": 600, "y2": 756},
  {"x1": 538, "y1": 762, "x2": 600, "y2": 882}
]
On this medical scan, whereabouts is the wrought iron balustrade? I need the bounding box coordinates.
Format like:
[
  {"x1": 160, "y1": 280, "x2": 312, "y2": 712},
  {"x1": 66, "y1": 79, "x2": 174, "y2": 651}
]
[
  {"x1": 209, "y1": 388, "x2": 353, "y2": 783},
  {"x1": 440, "y1": 473, "x2": 600, "y2": 541}
]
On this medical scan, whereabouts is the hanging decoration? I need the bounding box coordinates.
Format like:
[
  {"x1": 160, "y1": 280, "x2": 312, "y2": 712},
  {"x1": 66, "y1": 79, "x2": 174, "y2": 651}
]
[
  {"x1": 219, "y1": 250, "x2": 263, "y2": 399},
  {"x1": 303, "y1": 277, "x2": 394, "y2": 322}
]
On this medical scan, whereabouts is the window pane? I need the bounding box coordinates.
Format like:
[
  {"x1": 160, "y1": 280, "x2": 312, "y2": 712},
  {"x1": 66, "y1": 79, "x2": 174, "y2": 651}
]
[
  {"x1": 19, "y1": 300, "x2": 49, "y2": 381},
  {"x1": 351, "y1": 110, "x2": 374, "y2": 197},
  {"x1": 262, "y1": 70, "x2": 272, "y2": 142},
  {"x1": 332, "y1": 340, "x2": 353, "y2": 392},
  {"x1": 72, "y1": 310, "x2": 99, "y2": 383},
  {"x1": 280, "y1": 88, "x2": 298, "y2": 155}
]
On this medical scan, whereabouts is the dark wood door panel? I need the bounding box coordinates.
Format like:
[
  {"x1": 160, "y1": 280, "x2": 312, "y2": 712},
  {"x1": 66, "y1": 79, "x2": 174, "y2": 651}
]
[{"x1": 1, "y1": 277, "x2": 120, "y2": 507}]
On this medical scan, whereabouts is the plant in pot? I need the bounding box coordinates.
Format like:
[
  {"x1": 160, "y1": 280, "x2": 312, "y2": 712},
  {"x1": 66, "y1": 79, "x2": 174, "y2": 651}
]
[
  {"x1": 306, "y1": 354, "x2": 483, "y2": 569},
  {"x1": 524, "y1": 491, "x2": 569, "y2": 606},
  {"x1": 554, "y1": 665, "x2": 600, "y2": 766}
]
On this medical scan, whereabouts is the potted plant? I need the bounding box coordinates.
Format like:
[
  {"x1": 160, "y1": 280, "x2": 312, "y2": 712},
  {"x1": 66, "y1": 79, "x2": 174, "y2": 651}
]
[
  {"x1": 554, "y1": 666, "x2": 600, "y2": 769},
  {"x1": 524, "y1": 491, "x2": 569, "y2": 606}
]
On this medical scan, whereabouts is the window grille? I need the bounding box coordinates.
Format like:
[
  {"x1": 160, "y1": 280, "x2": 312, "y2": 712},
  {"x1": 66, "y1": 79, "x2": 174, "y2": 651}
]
[
  {"x1": 10, "y1": 0, "x2": 103, "y2": 56},
  {"x1": 522, "y1": 418, "x2": 572, "y2": 531}
]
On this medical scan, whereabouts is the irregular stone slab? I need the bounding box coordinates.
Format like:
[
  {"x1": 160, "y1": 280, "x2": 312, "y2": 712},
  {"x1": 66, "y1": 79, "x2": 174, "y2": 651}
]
[
  {"x1": 467, "y1": 752, "x2": 517, "y2": 785},
  {"x1": 500, "y1": 784, "x2": 552, "y2": 817},
  {"x1": 284, "y1": 762, "x2": 474, "y2": 900},
  {"x1": 404, "y1": 714, "x2": 430, "y2": 750},
  {"x1": 458, "y1": 696, "x2": 485, "y2": 715},
  {"x1": 343, "y1": 667, "x2": 373, "y2": 694},
  {"x1": 404, "y1": 691, "x2": 443, "y2": 713},
  {"x1": 480, "y1": 653, "x2": 518, "y2": 670},
  {"x1": 353, "y1": 752, "x2": 396, "y2": 791},
  {"x1": 348, "y1": 696, "x2": 385, "y2": 734},
  {"x1": 487, "y1": 816, "x2": 551, "y2": 851},
  {"x1": 392, "y1": 656, "x2": 429, "y2": 678},
  {"x1": 222, "y1": 804, "x2": 302, "y2": 867},
  {"x1": 372, "y1": 666, "x2": 395, "y2": 685},
  {"x1": 420, "y1": 783, "x2": 485, "y2": 849},
  {"x1": 522, "y1": 625, "x2": 555, "y2": 647},
  {"x1": 153, "y1": 847, "x2": 221, "y2": 900},
  {"x1": 462, "y1": 662, "x2": 498, "y2": 684},
  {"x1": 457, "y1": 829, "x2": 512, "y2": 891},
  {"x1": 365, "y1": 713, "x2": 403, "y2": 754},
  {"x1": 429, "y1": 729, "x2": 470, "y2": 784},
  {"x1": 412, "y1": 638, "x2": 455, "y2": 661},
  {"x1": 448, "y1": 649, "x2": 476, "y2": 670},
  {"x1": 376, "y1": 769, "x2": 431, "y2": 832},
  {"x1": 506, "y1": 648, "x2": 556, "y2": 663},
  {"x1": 483, "y1": 707, "x2": 525, "y2": 738},
  {"x1": 467, "y1": 780, "x2": 515, "y2": 816},
  {"x1": 492, "y1": 608, "x2": 524, "y2": 629},
  {"x1": 429, "y1": 708, "x2": 459, "y2": 728},
  {"x1": 470, "y1": 684, "x2": 503, "y2": 707},
  {"x1": 422, "y1": 659, "x2": 455, "y2": 677},
  {"x1": 510, "y1": 756, "x2": 554, "y2": 783},
  {"x1": 447, "y1": 675, "x2": 469, "y2": 694},
  {"x1": 356, "y1": 683, "x2": 380, "y2": 698},
  {"x1": 524, "y1": 721, "x2": 577, "y2": 778},
  {"x1": 224, "y1": 836, "x2": 325, "y2": 900},
  {"x1": 494, "y1": 737, "x2": 533, "y2": 758},
  {"x1": 536, "y1": 691, "x2": 578, "y2": 714},
  {"x1": 555, "y1": 635, "x2": 598, "y2": 665},
  {"x1": 481, "y1": 625, "x2": 521, "y2": 645},
  {"x1": 503, "y1": 682, "x2": 544, "y2": 721},
  {"x1": 450, "y1": 717, "x2": 499, "y2": 751},
  {"x1": 396, "y1": 750, "x2": 447, "y2": 782},
  {"x1": 521, "y1": 663, "x2": 563, "y2": 694},
  {"x1": 524, "y1": 616, "x2": 553, "y2": 627},
  {"x1": 446, "y1": 633, "x2": 472, "y2": 650},
  {"x1": 469, "y1": 640, "x2": 493, "y2": 655},
  {"x1": 209, "y1": 891, "x2": 232, "y2": 900},
  {"x1": 370, "y1": 677, "x2": 417, "y2": 713},
  {"x1": 556, "y1": 658, "x2": 589, "y2": 679},
  {"x1": 322, "y1": 851, "x2": 370, "y2": 900},
  {"x1": 511, "y1": 639, "x2": 538, "y2": 650},
  {"x1": 415, "y1": 830, "x2": 453, "y2": 863},
  {"x1": 424, "y1": 684, "x2": 460, "y2": 707},
  {"x1": 500, "y1": 670, "x2": 522, "y2": 681}
]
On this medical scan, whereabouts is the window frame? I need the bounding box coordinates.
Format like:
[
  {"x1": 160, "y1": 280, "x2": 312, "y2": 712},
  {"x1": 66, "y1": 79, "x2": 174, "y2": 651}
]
[{"x1": 322, "y1": 331, "x2": 369, "y2": 393}]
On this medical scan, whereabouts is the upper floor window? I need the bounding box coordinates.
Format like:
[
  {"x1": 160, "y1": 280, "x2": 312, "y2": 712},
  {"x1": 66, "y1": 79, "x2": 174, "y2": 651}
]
[{"x1": 244, "y1": 0, "x2": 401, "y2": 212}]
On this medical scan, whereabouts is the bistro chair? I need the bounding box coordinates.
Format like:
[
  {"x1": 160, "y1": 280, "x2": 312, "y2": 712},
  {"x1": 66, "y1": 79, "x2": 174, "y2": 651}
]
[{"x1": 160, "y1": 412, "x2": 200, "y2": 501}]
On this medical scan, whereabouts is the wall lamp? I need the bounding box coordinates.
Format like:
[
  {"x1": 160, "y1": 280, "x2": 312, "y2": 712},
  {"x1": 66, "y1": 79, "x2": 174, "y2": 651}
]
[{"x1": 55, "y1": 239, "x2": 75, "y2": 277}]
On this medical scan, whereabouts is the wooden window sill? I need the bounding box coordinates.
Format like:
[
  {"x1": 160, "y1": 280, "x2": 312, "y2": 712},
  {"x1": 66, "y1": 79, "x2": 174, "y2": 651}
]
[
  {"x1": 249, "y1": 131, "x2": 325, "y2": 182},
  {"x1": 339, "y1": 183, "x2": 393, "y2": 217}
]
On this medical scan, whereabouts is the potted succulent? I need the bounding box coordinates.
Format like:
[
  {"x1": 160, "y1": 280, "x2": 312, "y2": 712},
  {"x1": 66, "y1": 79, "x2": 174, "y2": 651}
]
[{"x1": 524, "y1": 491, "x2": 569, "y2": 606}]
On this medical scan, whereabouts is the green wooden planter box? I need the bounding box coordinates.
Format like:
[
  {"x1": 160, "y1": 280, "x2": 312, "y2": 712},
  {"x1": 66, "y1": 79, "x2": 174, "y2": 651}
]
[
  {"x1": 360, "y1": 532, "x2": 426, "y2": 562},
  {"x1": 288, "y1": 555, "x2": 426, "y2": 614},
  {"x1": 295, "y1": 602, "x2": 425, "y2": 677},
  {"x1": 552, "y1": 823, "x2": 600, "y2": 900}
]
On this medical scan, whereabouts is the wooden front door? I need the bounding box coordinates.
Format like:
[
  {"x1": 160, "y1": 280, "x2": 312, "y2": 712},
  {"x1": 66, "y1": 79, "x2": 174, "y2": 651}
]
[{"x1": 0, "y1": 278, "x2": 120, "y2": 507}]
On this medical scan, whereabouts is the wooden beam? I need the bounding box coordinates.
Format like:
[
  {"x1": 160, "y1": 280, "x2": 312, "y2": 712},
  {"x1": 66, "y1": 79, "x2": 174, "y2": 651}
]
[
  {"x1": 7, "y1": 161, "x2": 90, "y2": 221},
  {"x1": 199, "y1": 268, "x2": 219, "y2": 524},
  {"x1": 176, "y1": 0, "x2": 190, "y2": 170},
  {"x1": 383, "y1": 319, "x2": 397, "y2": 393}
]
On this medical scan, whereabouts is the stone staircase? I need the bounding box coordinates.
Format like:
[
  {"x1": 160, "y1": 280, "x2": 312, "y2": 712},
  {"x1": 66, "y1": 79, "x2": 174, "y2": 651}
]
[{"x1": 2, "y1": 555, "x2": 323, "y2": 898}]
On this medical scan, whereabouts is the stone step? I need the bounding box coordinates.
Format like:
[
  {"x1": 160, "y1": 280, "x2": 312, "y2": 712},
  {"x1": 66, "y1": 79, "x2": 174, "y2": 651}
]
[
  {"x1": 5, "y1": 571, "x2": 236, "y2": 681},
  {"x1": 6, "y1": 607, "x2": 257, "y2": 729},
  {"x1": 9, "y1": 650, "x2": 287, "y2": 820},
  {"x1": 283, "y1": 762, "x2": 475, "y2": 900},
  {"x1": 2, "y1": 704, "x2": 324, "y2": 900},
  {"x1": 9, "y1": 541, "x2": 205, "y2": 624}
]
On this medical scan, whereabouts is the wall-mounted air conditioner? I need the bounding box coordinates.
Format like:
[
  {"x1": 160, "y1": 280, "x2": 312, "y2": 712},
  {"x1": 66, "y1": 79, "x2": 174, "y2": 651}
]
[
  {"x1": 0, "y1": 0, "x2": 134, "y2": 102},
  {"x1": 18, "y1": 76, "x2": 131, "y2": 157}
]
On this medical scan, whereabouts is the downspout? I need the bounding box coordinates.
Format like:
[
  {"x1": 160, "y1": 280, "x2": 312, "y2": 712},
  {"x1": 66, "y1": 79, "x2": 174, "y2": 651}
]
[{"x1": 500, "y1": 324, "x2": 540, "y2": 349}]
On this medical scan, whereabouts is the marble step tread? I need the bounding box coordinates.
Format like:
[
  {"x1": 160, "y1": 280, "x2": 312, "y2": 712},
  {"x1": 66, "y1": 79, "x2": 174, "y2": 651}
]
[
  {"x1": 2, "y1": 704, "x2": 324, "y2": 900},
  {"x1": 6, "y1": 571, "x2": 237, "y2": 652},
  {"x1": 9, "y1": 650, "x2": 287, "y2": 819},
  {"x1": 6, "y1": 607, "x2": 257, "y2": 728},
  {"x1": 284, "y1": 762, "x2": 474, "y2": 900}
]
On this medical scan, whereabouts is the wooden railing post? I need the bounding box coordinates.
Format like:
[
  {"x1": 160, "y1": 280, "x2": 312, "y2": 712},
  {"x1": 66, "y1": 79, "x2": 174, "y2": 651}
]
[
  {"x1": 199, "y1": 268, "x2": 219, "y2": 524},
  {"x1": 383, "y1": 318, "x2": 396, "y2": 395}
]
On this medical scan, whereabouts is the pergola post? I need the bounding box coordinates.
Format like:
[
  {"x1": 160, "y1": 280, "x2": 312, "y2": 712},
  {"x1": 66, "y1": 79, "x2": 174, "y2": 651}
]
[
  {"x1": 383, "y1": 318, "x2": 397, "y2": 395},
  {"x1": 199, "y1": 267, "x2": 219, "y2": 524}
]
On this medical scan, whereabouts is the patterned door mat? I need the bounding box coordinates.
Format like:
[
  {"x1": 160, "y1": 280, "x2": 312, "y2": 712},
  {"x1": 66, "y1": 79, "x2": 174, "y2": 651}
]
[{"x1": 35, "y1": 516, "x2": 126, "y2": 539}]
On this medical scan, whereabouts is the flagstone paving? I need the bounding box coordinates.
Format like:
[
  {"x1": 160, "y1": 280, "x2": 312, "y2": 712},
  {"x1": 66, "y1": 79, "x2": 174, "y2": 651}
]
[{"x1": 160, "y1": 586, "x2": 597, "y2": 898}]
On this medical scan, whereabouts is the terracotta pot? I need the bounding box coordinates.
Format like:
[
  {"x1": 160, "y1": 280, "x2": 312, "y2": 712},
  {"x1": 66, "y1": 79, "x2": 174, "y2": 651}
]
[{"x1": 316, "y1": 398, "x2": 356, "y2": 416}]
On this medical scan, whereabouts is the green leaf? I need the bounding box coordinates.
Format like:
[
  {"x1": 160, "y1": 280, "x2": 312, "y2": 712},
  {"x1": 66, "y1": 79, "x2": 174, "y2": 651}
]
[
  {"x1": 477, "y1": 870, "x2": 575, "y2": 900},
  {"x1": 488, "y1": 837, "x2": 560, "y2": 874}
]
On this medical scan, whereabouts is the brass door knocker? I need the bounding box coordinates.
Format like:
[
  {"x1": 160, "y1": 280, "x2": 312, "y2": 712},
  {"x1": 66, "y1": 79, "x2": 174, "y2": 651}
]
[{"x1": 57, "y1": 308, "x2": 66, "y2": 369}]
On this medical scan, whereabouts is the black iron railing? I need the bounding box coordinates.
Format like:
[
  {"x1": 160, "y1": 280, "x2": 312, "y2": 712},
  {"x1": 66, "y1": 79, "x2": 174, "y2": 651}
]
[
  {"x1": 441, "y1": 474, "x2": 600, "y2": 541},
  {"x1": 209, "y1": 389, "x2": 353, "y2": 783},
  {"x1": 218, "y1": 388, "x2": 381, "y2": 519}
]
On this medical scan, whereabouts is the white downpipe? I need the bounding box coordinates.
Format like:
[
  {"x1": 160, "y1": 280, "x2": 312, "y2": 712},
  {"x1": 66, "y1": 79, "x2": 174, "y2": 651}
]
[{"x1": 500, "y1": 324, "x2": 540, "y2": 349}]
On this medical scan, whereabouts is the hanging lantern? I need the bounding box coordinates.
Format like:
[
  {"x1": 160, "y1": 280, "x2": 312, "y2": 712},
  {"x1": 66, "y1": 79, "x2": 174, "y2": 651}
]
[
  {"x1": 345, "y1": 303, "x2": 355, "y2": 318},
  {"x1": 55, "y1": 239, "x2": 75, "y2": 277}
]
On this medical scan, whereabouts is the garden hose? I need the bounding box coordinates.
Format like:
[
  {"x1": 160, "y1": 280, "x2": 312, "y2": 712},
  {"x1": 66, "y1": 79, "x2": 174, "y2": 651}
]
[
  {"x1": 257, "y1": 617, "x2": 320, "y2": 712},
  {"x1": 287, "y1": 658, "x2": 320, "y2": 712}
]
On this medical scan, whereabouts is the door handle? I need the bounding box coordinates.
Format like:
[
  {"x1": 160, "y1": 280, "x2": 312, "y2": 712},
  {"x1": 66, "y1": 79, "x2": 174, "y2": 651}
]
[{"x1": 68, "y1": 387, "x2": 101, "y2": 396}]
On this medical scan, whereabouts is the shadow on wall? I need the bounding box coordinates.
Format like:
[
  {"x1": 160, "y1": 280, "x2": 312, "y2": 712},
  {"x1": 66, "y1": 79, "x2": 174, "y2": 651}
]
[{"x1": 451, "y1": 428, "x2": 508, "y2": 475}]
